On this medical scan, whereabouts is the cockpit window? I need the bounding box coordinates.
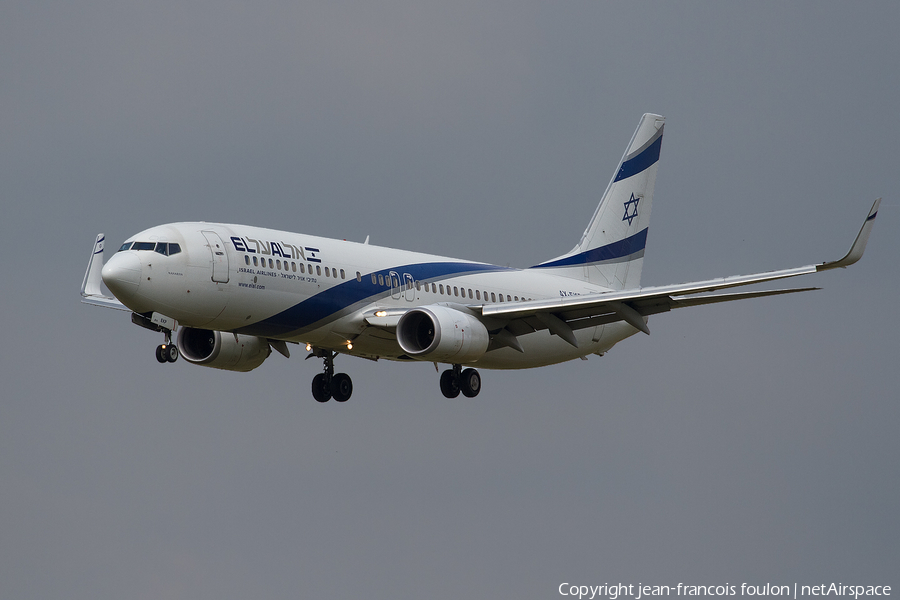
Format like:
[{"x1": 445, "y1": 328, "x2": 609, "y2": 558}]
[
  {"x1": 126, "y1": 241, "x2": 181, "y2": 255},
  {"x1": 151, "y1": 242, "x2": 182, "y2": 256}
]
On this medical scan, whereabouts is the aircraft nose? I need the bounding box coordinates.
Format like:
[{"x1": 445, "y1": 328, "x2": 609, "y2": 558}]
[{"x1": 101, "y1": 252, "x2": 142, "y2": 300}]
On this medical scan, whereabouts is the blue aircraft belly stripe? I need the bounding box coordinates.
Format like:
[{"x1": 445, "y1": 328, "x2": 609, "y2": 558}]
[
  {"x1": 234, "y1": 261, "x2": 511, "y2": 338},
  {"x1": 530, "y1": 228, "x2": 648, "y2": 269},
  {"x1": 614, "y1": 134, "x2": 662, "y2": 182}
]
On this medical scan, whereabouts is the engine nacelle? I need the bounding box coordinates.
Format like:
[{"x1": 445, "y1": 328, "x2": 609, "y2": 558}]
[
  {"x1": 396, "y1": 305, "x2": 490, "y2": 363},
  {"x1": 177, "y1": 328, "x2": 271, "y2": 372}
]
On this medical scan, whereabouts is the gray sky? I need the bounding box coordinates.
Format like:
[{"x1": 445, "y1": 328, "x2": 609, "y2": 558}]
[{"x1": 2, "y1": 2, "x2": 898, "y2": 598}]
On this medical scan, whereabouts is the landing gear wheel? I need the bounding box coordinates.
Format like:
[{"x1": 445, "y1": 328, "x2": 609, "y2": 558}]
[
  {"x1": 440, "y1": 370, "x2": 460, "y2": 398},
  {"x1": 312, "y1": 373, "x2": 332, "y2": 403},
  {"x1": 331, "y1": 373, "x2": 353, "y2": 402},
  {"x1": 155, "y1": 345, "x2": 168, "y2": 363},
  {"x1": 165, "y1": 344, "x2": 179, "y2": 363},
  {"x1": 459, "y1": 368, "x2": 481, "y2": 398}
]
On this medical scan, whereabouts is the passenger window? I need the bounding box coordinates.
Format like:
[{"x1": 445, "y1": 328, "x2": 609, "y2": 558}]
[
  {"x1": 476, "y1": 290, "x2": 481, "y2": 300},
  {"x1": 499, "y1": 294, "x2": 504, "y2": 302},
  {"x1": 269, "y1": 259, "x2": 274, "y2": 269},
  {"x1": 316, "y1": 266, "x2": 321, "y2": 276},
  {"x1": 277, "y1": 260, "x2": 282, "y2": 270},
  {"x1": 453, "y1": 287, "x2": 458, "y2": 297},
  {"x1": 415, "y1": 281, "x2": 420, "y2": 291},
  {"x1": 431, "y1": 283, "x2": 437, "y2": 293},
  {"x1": 325, "y1": 267, "x2": 330, "y2": 277},
  {"x1": 439, "y1": 284, "x2": 444, "y2": 294},
  {"x1": 244, "y1": 255, "x2": 250, "y2": 265},
  {"x1": 356, "y1": 272, "x2": 362, "y2": 282},
  {"x1": 378, "y1": 274, "x2": 385, "y2": 286},
  {"x1": 340, "y1": 269, "x2": 346, "y2": 279},
  {"x1": 292, "y1": 262, "x2": 297, "y2": 272},
  {"x1": 253, "y1": 256, "x2": 258, "y2": 266},
  {"x1": 468, "y1": 289, "x2": 473, "y2": 299},
  {"x1": 372, "y1": 274, "x2": 377, "y2": 285},
  {"x1": 300, "y1": 263, "x2": 305, "y2": 273},
  {"x1": 506, "y1": 295, "x2": 511, "y2": 301},
  {"x1": 491, "y1": 292, "x2": 496, "y2": 302}
]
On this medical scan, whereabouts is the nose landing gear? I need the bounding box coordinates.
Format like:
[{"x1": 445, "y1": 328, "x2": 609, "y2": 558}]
[
  {"x1": 308, "y1": 349, "x2": 353, "y2": 403},
  {"x1": 440, "y1": 365, "x2": 481, "y2": 398}
]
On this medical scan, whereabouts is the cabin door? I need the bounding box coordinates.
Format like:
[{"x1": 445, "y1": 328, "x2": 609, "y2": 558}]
[{"x1": 201, "y1": 230, "x2": 230, "y2": 283}]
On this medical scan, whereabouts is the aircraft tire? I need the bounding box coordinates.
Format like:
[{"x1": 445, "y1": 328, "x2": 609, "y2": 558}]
[
  {"x1": 459, "y1": 368, "x2": 481, "y2": 398},
  {"x1": 312, "y1": 373, "x2": 332, "y2": 403},
  {"x1": 331, "y1": 373, "x2": 353, "y2": 402},
  {"x1": 440, "y1": 370, "x2": 460, "y2": 398},
  {"x1": 155, "y1": 345, "x2": 168, "y2": 363},
  {"x1": 165, "y1": 344, "x2": 179, "y2": 363}
]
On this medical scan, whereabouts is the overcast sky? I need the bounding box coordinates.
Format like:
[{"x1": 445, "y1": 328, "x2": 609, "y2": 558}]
[{"x1": 1, "y1": 2, "x2": 898, "y2": 599}]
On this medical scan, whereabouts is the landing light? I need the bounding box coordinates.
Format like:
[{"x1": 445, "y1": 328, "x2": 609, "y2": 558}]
[
  {"x1": 305, "y1": 343, "x2": 312, "y2": 351},
  {"x1": 347, "y1": 342, "x2": 353, "y2": 350},
  {"x1": 375, "y1": 310, "x2": 387, "y2": 317}
]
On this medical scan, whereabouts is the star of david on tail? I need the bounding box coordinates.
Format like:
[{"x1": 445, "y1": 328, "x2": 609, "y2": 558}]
[{"x1": 623, "y1": 193, "x2": 640, "y2": 225}]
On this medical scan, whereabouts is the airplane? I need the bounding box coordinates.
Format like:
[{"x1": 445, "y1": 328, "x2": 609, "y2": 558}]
[{"x1": 81, "y1": 113, "x2": 880, "y2": 403}]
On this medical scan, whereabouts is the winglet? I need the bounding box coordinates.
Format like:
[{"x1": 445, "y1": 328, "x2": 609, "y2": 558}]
[
  {"x1": 81, "y1": 233, "x2": 106, "y2": 297},
  {"x1": 817, "y1": 198, "x2": 880, "y2": 271},
  {"x1": 81, "y1": 233, "x2": 128, "y2": 310}
]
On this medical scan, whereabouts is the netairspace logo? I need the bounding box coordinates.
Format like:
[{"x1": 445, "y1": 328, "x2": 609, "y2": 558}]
[{"x1": 558, "y1": 583, "x2": 892, "y2": 600}]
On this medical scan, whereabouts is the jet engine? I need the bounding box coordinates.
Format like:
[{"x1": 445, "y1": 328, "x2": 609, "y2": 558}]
[
  {"x1": 396, "y1": 305, "x2": 490, "y2": 363},
  {"x1": 177, "y1": 327, "x2": 271, "y2": 372}
]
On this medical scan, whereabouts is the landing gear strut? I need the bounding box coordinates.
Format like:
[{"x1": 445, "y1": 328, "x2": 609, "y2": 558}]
[
  {"x1": 440, "y1": 365, "x2": 481, "y2": 398},
  {"x1": 309, "y1": 349, "x2": 353, "y2": 403}
]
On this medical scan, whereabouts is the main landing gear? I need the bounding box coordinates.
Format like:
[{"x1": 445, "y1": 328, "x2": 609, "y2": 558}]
[
  {"x1": 439, "y1": 364, "x2": 482, "y2": 398},
  {"x1": 309, "y1": 349, "x2": 353, "y2": 403},
  {"x1": 155, "y1": 330, "x2": 179, "y2": 364}
]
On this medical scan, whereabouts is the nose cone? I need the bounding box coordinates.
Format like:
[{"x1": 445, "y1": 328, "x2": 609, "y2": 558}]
[{"x1": 101, "y1": 252, "x2": 142, "y2": 301}]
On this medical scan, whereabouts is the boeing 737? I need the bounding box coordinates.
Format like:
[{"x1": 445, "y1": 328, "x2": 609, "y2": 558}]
[{"x1": 81, "y1": 113, "x2": 880, "y2": 402}]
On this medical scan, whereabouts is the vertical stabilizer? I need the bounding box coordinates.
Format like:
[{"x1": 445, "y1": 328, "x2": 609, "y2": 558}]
[{"x1": 532, "y1": 113, "x2": 664, "y2": 290}]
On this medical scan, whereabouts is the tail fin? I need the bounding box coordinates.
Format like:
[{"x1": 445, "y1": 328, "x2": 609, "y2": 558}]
[{"x1": 532, "y1": 113, "x2": 664, "y2": 290}]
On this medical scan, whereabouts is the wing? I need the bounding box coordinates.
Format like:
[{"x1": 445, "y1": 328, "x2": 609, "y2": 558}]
[{"x1": 478, "y1": 198, "x2": 880, "y2": 347}]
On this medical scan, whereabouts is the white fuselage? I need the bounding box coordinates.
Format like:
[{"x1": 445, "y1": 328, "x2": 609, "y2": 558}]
[{"x1": 101, "y1": 222, "x2": 641, "y2": 369}]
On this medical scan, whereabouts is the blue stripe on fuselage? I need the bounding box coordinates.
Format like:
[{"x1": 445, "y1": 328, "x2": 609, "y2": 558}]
[
  {"x1": 530, "y1": 228, "x2": 648, "y2": 269},
  {"x1": 234, "y1": 261, "x2": 511, "y2": 338}
]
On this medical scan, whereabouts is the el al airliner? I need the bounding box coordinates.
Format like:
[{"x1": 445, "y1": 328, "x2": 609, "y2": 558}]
[{"x1": 82, "y1": 114, "x2": 879, "y2": 402}]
